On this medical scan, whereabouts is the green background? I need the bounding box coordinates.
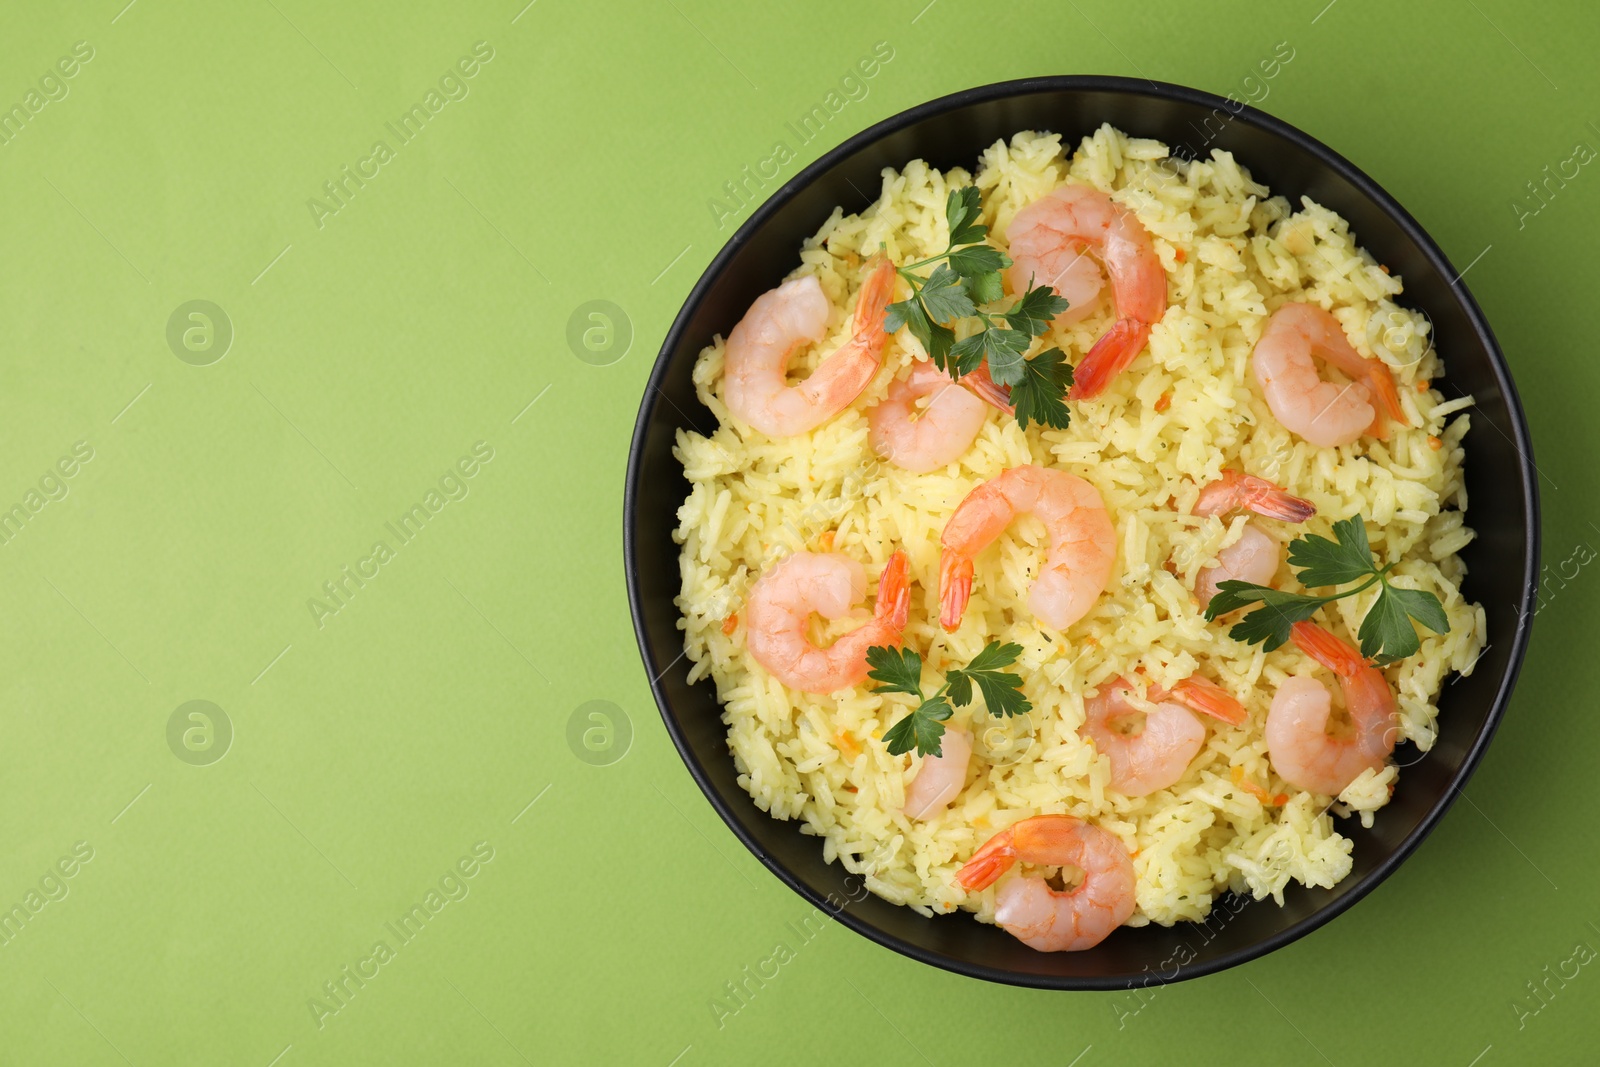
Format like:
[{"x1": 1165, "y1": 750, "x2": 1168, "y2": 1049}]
[{"x1": 0, "y1": 0, "x2": 1592, "y2": 1063}]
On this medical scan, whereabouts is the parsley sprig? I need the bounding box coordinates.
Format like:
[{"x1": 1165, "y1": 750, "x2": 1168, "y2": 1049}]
[
  {"x1": 867, "y1": 640, "x2": 1031, "y2": 758},
  {"x1": 882, "y1": 187, "x2": 1075, "y2": 430},
  {"x1": 1204, "y1": 515, "x2": 1450, "y2": 663}
]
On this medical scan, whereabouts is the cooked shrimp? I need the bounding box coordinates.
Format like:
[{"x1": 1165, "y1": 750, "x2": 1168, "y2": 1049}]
[
  {"x1": 955, "y1": 815, "x2": 1135, "y2": 952},
  {"x1": 1265, "y1": 620, "x2": 1398, "y2": 795},
  {"x1": 903, "y1": 728, "x2": 972, "y2": 820},
  {"x1": 938, "y1": 465, "x2": 1115, "y2": 633},
  {"x1": 1188, "y1": 468, "x2": 1306, "y2": 610},
  {"x1": 868, "y1": 362, "x2": 990, "y2": 473},
  {"x1": 745, "y1": 550, "x2": 909, "y2": 694},
  {"x1": 1005, "y1": 213, "x2": 1106, "y2": 328},
  {"x1": 1251, "y1": 302, "x2": 1407, "y2": 447},
  {"x1": 1193, "y1": 469, "x2": 1316, "y2": 522},
  {"x1": 724, "y1": 257, "x2": 896, "y2": 437},
  {"x1": 1004, "y1": 184, "x2": 1167, "y2": 400},
  {"x1": 1196, "y1": 524, "x2": 1280, "y2": 610},
  {"x1": 1081, "y1": 677, "x2": 1204, "y2": 796}
]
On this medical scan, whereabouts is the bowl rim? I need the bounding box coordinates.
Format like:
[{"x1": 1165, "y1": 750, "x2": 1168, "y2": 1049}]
[{"x1": 624, "y1": 74, "x2": 1540, "y2": 988}]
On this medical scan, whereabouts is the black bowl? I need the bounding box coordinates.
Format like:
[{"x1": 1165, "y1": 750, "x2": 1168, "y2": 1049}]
[{"x1": 624, "y1": 76, "x2": 1538, "y2": 988}]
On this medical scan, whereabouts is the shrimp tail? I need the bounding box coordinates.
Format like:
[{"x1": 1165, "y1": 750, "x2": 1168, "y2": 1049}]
[
  {"x1": 1067, "y1": 319, "x2": 1151, "y2": 400},
  {"x1": 1238, "y1": 474, "x2": 1317, "y2": 522},
  {"x1": 874, "y1": 550, "x2": 911, "y2": 633},
  {"x1": 938, "y1": 550, "x2": 974, "y2": 633},
  {"x1": 805, "y1": 257, "x2": 898, "y2": 414},
  {"x1": 954, "y1": 828, "x2": 1017, "y2": 891},
  {"x1": 1366, "y1": 360, "x2": 1407, "y2": 427},
  {"x1": 964, "y1": 361, "x2": 1016, "y2": 414},
  {"x1": 1290, "y1": 620, "x2": 1366, "y2": 677},
  {"x1": 959, "y1": 815, "x2": 1084, "y2": 890},
  {"x1": 1305, "y1": 319, "x2": 1406, "y2": 437},
  {"x1": 854, "y1": 255, "x2": 897, "y2": 340},
  {"x1": 1169, "y1": 676, "x2": 1248, "y2": 726},
  {"x1": 1350, "y1": 669, "x2": 1401, "y2": 760},
  {"x1": 1196, "y1": 469, "x2": 1315, "y2": 522}
]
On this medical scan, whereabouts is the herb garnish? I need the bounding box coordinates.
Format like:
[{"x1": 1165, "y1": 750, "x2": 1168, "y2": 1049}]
[
  {"x1": 882, "y1": 187, "x2": 1075, "y2": 430},
  {"x1": 1204, "y1": 515, "x2": 1450, "y2": 663},
  {"x1": 867, "y1": 640, "x2": 1031, "y2": 758}
]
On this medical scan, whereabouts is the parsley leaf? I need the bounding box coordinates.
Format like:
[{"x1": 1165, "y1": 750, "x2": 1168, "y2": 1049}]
[
  {"x1": 1005, "y1": 285, "x2": 1071, "y2": 339},
  {"x1": 1358, "y1": 585, "x2": 1418, "y2": 663},
  {"x1": 976, "y1": 327, "x2": 1032, "y2": 384},
  {"x1": 948, "y1": 331, "x2": 988, "y2": 378},
  {"x1": 956, "y1": 638, "x2": 1022, "y2": 675},
  {"x1": 886, "y1": 297, "x2": 955, "y2": 370},
  {"x1": 1388, "y1": 585, "x2": 1449, "y2": 635},
  {"x1": 963, "y1": 270, "x2": 1005, "y2": 306},
  {"x1": 946, "y1": 641, "x2": 1031, "y2": 718},
  {"x1": 865, "y1": 645, "x2": 923, "y2": 697},
  {"x1": 1203, "y1": 513, "x2": 1451, "y2": 663},
  {"x1": 946, "y1": 186, "x2": 986, "y2": 246},
  {"x1": 883, "y1": 297, "x2": 928, "y2": 342},
  {"x1": 1360, "y1": 585, "x2": 1450, "y2": 663},
  {"x1": 947, "y1": 243, "x2": 1010, "y2": 279},
  {"x1": 917, "y1": 265, "x2": 976, "y2": 325},
  {"x1": 1288, "y1": 516, "x2": 1375, "y2": 587},
  {"x1": 1008, "y1": 347, "x2": 1074, "y2": 430},
  {"x1": 882, "y1": 695, "x2": 952, "y2": 758},
  {"x1": 1209, "y1": 582, "x2": 1330, "y2": 651},
  {"x1": 869, "y1": 640, "x2": 1031, "y2": 757},
  {"x1": 925, "y1": 321, "x2": 956, "y2": 368}
]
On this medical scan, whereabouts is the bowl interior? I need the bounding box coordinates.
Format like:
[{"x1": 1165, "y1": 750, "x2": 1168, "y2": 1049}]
[{"x1": 625, "y1": 77, "x2": 1537, "y2": 988}]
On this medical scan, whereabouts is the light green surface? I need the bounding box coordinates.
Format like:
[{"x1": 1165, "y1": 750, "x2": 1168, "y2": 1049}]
[{"x1": 0, "y1": 1, "x2": 1592, "y2": 1063}]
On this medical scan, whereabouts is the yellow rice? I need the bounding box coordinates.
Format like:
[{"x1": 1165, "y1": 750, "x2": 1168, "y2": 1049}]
[{"x1": 671, "y1": 125, "x2": 1487, "y2": 928}]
